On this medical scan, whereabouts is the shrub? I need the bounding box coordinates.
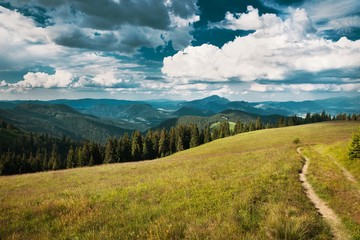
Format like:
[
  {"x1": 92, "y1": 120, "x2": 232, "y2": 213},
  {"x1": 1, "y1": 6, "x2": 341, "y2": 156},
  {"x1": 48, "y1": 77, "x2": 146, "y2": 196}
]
[
  {"x1": 349, "y1": 129, "x2": 360, "y2": 159},
  {"x1": 292, "y1": 138, "x2": 301, "y2": 144}
]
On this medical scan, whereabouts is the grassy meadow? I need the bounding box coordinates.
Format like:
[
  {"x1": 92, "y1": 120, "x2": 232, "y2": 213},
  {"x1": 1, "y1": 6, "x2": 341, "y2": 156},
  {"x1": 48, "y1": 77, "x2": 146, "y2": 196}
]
[
  {"x1": 0, "y1": 121, "x2": 359, "y2": 239},
  {"x1": 303, "y1": 141, "x2": 360, "y2": 238}
]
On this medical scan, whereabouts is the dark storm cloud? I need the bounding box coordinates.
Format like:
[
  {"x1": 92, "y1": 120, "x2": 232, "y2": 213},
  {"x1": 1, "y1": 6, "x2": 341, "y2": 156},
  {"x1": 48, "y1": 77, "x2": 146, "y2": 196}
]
[
  {"x1": 48, "y1": 25, "x2": 155, "y2": 53},
  {"x1": 7, "y1": 0, "x2": 171, "y2": 30},
  {"x1": 74, "y1": 0, "x2": 171, "y2": 30}
]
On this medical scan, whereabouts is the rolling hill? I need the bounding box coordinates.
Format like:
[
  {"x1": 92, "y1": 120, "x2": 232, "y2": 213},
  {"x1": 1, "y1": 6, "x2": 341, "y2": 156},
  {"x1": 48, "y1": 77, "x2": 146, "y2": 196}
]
[
  {"x1": 1, "y1": 122, "x2": 359, "y2": 239},
  {"x1": 1, "y1": 95, "x2": 358, "y2": 133},
  {"x1": 0, "y1": 104, "x2": 128, "y2": 143},
  {"x1": 156, "y1": 109, "x2": 289, "y2": 130}
]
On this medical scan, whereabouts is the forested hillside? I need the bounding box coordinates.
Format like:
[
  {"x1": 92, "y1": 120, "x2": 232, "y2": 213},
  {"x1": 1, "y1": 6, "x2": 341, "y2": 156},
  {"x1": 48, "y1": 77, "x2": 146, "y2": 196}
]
[
  {"x1": 2, "y1": 111, "x2": 358, "y2": 175},
  {"x1": 0, "y1": 104, "x2": 128, "y2": 143}
]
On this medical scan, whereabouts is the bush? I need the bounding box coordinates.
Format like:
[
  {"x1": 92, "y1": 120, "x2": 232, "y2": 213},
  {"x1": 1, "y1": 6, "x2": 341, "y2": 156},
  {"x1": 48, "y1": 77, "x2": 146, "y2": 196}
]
[
  {"x1": 292, "y1": 138, "x2": 301, "y2": 144},
  {"x1": 349, "y1": 129, "x2": 360, "y2": 159}
]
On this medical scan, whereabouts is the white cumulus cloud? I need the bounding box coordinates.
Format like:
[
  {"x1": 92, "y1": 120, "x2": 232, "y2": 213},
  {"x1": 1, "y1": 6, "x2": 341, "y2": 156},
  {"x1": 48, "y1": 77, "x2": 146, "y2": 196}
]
[
  {"x1": 162, "y1": 6, "x2": 360, "y2": 82},
  {"x1": 210, "y1": 6, "x2": 276, "y2": 31},
  {"x1": 16, "y1": 70, "x2": 73, "y2": 88}
]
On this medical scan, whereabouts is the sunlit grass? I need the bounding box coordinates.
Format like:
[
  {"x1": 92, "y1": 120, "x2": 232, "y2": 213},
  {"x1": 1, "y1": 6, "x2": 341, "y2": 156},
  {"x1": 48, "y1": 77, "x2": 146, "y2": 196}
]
[
  {"x1": 0, "y1": 121, "x2": 359, "y2": 239},
  {"x1": 304, "y1": 141, "x2": 360, "y2": 239}
]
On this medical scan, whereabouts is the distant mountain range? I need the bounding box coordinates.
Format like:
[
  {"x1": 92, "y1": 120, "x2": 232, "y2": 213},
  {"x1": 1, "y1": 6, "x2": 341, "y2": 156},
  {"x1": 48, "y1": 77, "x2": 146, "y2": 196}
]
[{"x1": 0, "y1": 95, "x2": 358, "y2": 142}]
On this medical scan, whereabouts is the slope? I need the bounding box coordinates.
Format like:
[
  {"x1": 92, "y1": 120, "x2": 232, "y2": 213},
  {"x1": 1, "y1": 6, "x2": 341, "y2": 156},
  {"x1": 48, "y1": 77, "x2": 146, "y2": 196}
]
[
  {"x1": 1, "y1": 122, "x2": 359, "y2": 239},
  {"x1": 301, "y1": 143, "x2": 360, "y2": 238},
  {"x1": 157, "y1": 109, "x2": 287, "y2": 130},
  {"x1": 0, "y1": 104, "x2": 128, "y2": 143}
]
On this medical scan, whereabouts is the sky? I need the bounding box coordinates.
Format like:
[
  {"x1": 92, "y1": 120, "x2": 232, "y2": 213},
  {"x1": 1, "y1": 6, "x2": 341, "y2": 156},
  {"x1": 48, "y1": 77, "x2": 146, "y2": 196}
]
[{"x1": 0, "y1": 0, "x2": 359, "y2": 102}]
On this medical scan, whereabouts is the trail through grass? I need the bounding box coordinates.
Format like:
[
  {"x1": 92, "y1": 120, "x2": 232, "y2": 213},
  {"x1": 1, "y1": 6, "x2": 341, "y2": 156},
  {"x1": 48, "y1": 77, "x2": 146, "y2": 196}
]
[
  {"x1": 298, "y1": 147, "x2": 350, "y2": 240},
  {"x1": 303, "y1": 140, "x2": 360, "y2": 239},
  {"x1": 0, "y1": 122, "x2": 359, "y2": 239}
]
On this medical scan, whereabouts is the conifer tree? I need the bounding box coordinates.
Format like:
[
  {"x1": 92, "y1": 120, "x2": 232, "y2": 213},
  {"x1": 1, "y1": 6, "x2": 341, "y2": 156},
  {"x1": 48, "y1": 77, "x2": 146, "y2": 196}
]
[
  {"x1": 190, "y1": 124, "x2": 200, "y2": 148},
  {"x1": 234, "y1": 120, "x2": 241, "y2": 134},
  {"x1": 131, "y1": 131, "x2": 143, "y2": 161},
  {"x1": 75, "y1": 147, "x2": 82, "y2": 167},
  {"x1": 212, "y1": 127, "x2": 219, "y2": 140},
  {"x1": 158, "y1": 128, "x2": 169, "y2": 157},
  {"x1": 204, "y1": 125, "x2": 212, "y2": 143},
  {"x1": 104, "y1": 138, "x2": 116, "y2": 163},
  {"x1": 34, "y1": 148, "x2": 43, "y2": 172},
  {"x1": 82, "y1": 141, "x2": 92, "y2": 166},
  {"x1": 42, "y1": 149, "x2": 48, "y2": 171},
  {"x1": 169, "y1": 127, "x2": 176, "y2": 154},
  {"x1": 50, "y1": 144, "x2": 60, "y2": 170},
  {"x1": 90, "y1": 142, "x2": 103, "y2": 165},
  {"x1": 152, "y1": 130, "x2": 160, "y2": 158},
  {"x1": 142, "y1": 130, "x2": 154, "y2": 160},
  {"x1": 288, "y1": 117, "x2": 295, "y2": 126},
  {"x1": 175, "y1": 125, "x2": 185, "y2": 152},
  {"x1": 66, "y1": 146, "x2": 76, "y2": 168},
  {"x1": 121, "y1": 133, "x2": 131, "y2": 162},
  {"x1": 255, "y1": 117, "x2": 262, "y2": 130}
]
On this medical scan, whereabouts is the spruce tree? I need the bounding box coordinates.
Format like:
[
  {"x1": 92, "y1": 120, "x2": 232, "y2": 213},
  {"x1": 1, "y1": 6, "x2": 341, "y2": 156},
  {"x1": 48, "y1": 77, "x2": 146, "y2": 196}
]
[
  {"x1": 158, "y1": 128, "x2": 169, "y2": 157},
  {"x1": 175, "y1": 125, "x2": 185, "y2": 152},
  {"x1": 104, "y1": 138, "x2": 116, "y2": 163},
  {"x1": 169, "y1": 127, "x2": 176, "y2": 154},
  {"x1": 190, "y1": 124, "x2": 200, "y2": 148},
  {"x1": 142, "y1": 132, "x2": 153, "y2": 160},
  {"x1": 152, "y1": 130, "x2": 160, "y2": 158},
  {"x1": 50, "y1": 144, "x2": 60, "y2": 170},
  {"x1": 66, "y1": 146, "x2": 76, "y2": 168},
  {"x1": 121, "y1": 133, "x2": 131, "y2": 162},
  {"x1": 204, "y1": 125, "x2": 212, "y2": 143},
  {"x1": 131, "y1": 131, "x2": 143, "y2": 161},
  {"x1": 255, "y1": 117, "x2": 262, "y2": 130},
  {"x1": 234, "y1": 120, "x2": 241, "y2": 134}
]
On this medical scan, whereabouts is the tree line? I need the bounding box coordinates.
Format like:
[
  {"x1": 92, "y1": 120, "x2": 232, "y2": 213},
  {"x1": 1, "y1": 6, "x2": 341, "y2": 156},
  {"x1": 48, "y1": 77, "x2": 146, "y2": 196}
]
[{"x1": 1, "y1": 111, "x2": 360, "y2": 175}]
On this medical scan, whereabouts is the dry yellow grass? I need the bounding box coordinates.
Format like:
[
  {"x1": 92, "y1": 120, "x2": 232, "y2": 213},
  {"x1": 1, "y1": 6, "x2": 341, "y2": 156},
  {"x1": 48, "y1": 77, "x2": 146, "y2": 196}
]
[{"x1": 0, "y1": 121, "x2": 359, "y2": 239}]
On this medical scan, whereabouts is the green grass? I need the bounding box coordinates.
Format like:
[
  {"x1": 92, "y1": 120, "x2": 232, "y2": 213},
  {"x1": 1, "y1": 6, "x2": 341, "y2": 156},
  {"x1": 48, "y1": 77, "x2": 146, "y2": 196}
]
[
  {"x1": 210, "y1": 121, "x2": 236, "y2": 132},
  {"x1": 0, "y1": 122, "x2": 359, "y2": 239},
  {"x1": 303, "y1": 141, "x2": 360, "y2": 239}
]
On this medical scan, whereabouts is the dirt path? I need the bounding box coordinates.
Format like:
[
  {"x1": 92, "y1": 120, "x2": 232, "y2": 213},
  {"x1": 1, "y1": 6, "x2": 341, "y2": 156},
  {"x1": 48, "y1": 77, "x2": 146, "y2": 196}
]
[{"x1": 297, "y1": 147, "x2": 350, "y2": 240}]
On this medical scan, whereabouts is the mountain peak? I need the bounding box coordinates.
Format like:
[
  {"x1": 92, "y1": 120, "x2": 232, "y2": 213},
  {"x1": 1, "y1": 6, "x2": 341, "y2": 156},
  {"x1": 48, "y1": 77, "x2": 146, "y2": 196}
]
[{"x1": 202, "y1": 95, "x2": 230, "y2": 103}]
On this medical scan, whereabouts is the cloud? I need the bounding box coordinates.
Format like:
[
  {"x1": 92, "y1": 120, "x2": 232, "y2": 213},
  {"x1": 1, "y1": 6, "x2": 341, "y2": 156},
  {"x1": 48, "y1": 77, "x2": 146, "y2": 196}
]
[
  {"x1": 302, "y1": 0, "x2": 360, "y2": 23},
  {"x1": 15, "y1": 70, "x2": 73, "y2": 88},
  {"x1": 45, "y1": 24, "x2": 167, "y2": 53},
  {"x1": 323, "y1": 16, "x2": 360, "y2": 31},
  {"x1": 139, "y1": 78, "x2": 238, "y2": 97},
  {"x1": 9, "y1": 0, "x2": 171, "y2": 30},
  {"x1": 250, "y1": 83, "x2": 360, "y2": 92},
  {"x1": 0, "y1": 6, "x2": 145, "y2": 90},
  {"x1": 300, "y1": 0, "x2": 360, "y2": 34},
  {"x1": 74, "y1": 71, "x2": 139, "y2": 88},
  {"x1": 162, "y1": 6, "x2": 360, "y2": 82},
  {"x1": 0, "y1": 81, "x2": 8, "y2": 87},
  {"x1": 0, "y1": 6, "x2": 58, "y2": 70},
  {"x1": 210, "y1": 6, "x2": 273, "y2": 31},
  {"x1": 4, "y1": 0, "x2": 200, "y2": 52},
  {"x1": 168, "y1": 0, "x2": 199, "y2": 19}
]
